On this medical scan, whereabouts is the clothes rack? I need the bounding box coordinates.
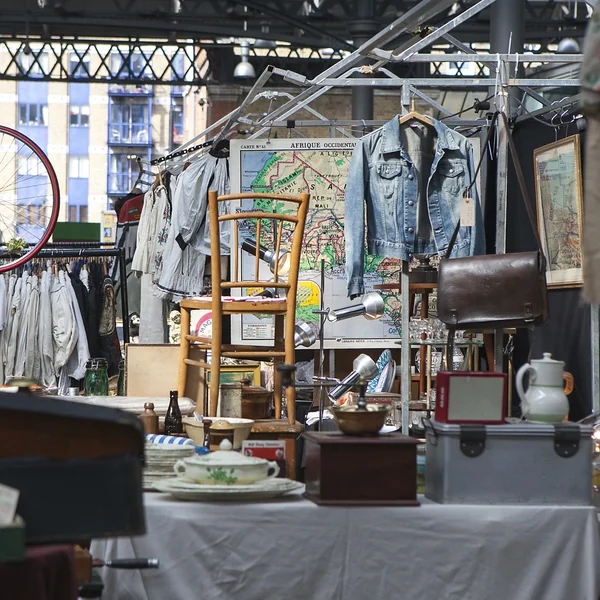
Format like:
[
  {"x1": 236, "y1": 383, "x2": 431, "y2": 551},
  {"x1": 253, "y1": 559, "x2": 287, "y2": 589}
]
[{"x1": 2, "y1": 246, "x2": 130, "y2": 344}]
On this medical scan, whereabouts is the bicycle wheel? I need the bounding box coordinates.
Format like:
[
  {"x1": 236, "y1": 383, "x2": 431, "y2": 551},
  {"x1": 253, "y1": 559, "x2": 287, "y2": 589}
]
[{"x1": 0, "y1": 125, "x2": 60, "y2": 272}]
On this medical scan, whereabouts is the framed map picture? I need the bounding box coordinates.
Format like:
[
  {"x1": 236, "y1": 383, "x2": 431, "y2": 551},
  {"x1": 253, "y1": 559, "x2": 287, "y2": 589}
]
[{"x1": 533, "y1": 134, "x2": 584, "y2": 288}]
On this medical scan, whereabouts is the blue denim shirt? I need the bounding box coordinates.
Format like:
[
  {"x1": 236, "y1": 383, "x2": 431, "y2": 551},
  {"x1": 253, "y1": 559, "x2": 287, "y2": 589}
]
[{"x1": 344, "y1": 115, "x2": 485, "y2": 297}]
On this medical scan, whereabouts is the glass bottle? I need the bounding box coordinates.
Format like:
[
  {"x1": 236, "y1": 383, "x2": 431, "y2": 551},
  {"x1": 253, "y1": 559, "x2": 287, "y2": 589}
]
[
  {"x1": 84, "y1": 358, "x2": 109, "y2": 396},
  {"x1": 164, "y1": 390, "x2": 183, "y2": 435},
  {"x1": 117, "y1": 360, "x2": 125, "y2": 396},
  {"x1": 140, "y1": 402, "x2": 159, "y2": 435}
]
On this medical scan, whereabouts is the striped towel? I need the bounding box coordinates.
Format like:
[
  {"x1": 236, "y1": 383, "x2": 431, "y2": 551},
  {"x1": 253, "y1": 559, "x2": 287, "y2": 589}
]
[{"x1": 145, "y1": 434, "x2": 195, "y2": 447}]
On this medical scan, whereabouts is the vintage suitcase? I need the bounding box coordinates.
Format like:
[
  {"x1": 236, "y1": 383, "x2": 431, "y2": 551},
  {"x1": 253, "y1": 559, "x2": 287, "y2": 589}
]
[
  {"x1": 425, "y1": 419, "x2": 593, "y2": 505},
  {"x1": 0, "y1": 392, "x2": 145, "y2": 543}
]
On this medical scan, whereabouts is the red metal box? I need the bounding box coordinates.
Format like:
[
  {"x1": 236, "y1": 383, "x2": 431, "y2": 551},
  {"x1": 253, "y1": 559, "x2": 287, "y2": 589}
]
[{"x1": 435, "y1": 371, "x2": 507, "y2": 424}]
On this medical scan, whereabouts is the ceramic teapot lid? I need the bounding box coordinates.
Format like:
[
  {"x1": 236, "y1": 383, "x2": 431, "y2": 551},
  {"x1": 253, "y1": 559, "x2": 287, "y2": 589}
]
[
  {"x1": 532, "y1": 352, "x2": 563, "y2": 365},
  {"x1": 182, "y1": 439, "x2": 268, "y2": 467}
]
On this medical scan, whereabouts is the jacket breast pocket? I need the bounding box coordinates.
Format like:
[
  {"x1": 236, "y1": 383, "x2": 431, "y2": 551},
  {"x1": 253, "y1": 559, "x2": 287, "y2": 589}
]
[
  {"x1": 437, "y1": 160, "x2": 465, "y2": 195},
  {"x1": 376, "y1": 162, "x2": 402, "y2": 199}
]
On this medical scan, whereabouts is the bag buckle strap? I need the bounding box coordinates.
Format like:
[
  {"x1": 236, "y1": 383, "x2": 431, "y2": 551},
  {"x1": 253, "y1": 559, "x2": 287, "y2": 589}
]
[{"x1": 524, "y1": 303, "x2": 533, "y2": 322}]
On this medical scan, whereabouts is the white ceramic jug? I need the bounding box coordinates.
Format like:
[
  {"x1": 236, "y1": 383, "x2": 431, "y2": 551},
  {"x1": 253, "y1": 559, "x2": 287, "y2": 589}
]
[{"x1": 516, "y1": 353, "x2": 574, "y2": 423}]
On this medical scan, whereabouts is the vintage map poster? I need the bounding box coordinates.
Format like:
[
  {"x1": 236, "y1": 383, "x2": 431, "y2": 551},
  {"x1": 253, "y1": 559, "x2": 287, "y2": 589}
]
[
  {"x1": 533, "y1": 134, "x2": 583, "y2": 288},
  {"x1": 229, "y1": 138, "x2": 403, "y2": 348}
]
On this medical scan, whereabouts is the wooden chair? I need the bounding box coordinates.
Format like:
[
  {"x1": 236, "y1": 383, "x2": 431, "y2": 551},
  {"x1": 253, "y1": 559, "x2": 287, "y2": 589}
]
[{"x1": 177, "y1": 190, "x2": 310, "y2": 426}]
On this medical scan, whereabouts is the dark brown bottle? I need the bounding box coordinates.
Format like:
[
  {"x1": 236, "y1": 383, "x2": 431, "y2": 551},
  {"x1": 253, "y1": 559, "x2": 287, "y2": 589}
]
[{"x1": 164, "y1": 390, "x2": 183, "y2": 434}]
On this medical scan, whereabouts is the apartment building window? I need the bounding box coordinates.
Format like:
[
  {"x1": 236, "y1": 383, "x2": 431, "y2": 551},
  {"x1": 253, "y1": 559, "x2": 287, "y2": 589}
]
[
  {"x1": 18, "y1": 103, "x2": 48, "y2": 126},
  {"x1": 171, "y1": 97, "x2": 184, "y2": 149},
  {"x1": 109, "y1": 98, "x2": 150, "y2": 144},
  {"x1": 17, "y1": 204, "x2": 46, "y2": 226},
  {"x1": 69, "y1": 53, "x2": 91, "y2": 78},
  {"x1": 109, "y1": 151, "x2": 138, "y2": 195},
  {"x1": 69, "y1": 205, "x2": 88, "y2": 222},
  {"x1": 70, "y1": 105, "x2": 90, "y2": 126},
  {"x1": 69, "y1": 156, "x2": 90, "y2": 178},
  {"x1": 110, "y1": 51, "x2": 151, "y2": 80},
  {"x1": 17, "y1": 155, "x2": 45, "y2": 177},
  {"x1": 18, "y1": 51, "x2": 49, "y2": 78}
]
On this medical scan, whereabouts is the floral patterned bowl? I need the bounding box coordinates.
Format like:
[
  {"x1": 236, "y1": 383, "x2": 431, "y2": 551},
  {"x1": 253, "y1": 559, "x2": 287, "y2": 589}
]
[{"x1": 174, "y1": 439, "x2": 280, "y2": 485}]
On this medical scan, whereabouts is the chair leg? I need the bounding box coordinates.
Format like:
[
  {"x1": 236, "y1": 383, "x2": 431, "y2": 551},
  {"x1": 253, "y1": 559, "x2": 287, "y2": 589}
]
[
  {"x1": 178, "y1": 306, "x2": 191, "y2": 406},
  {"x1": 273, "y1": 315, "x2": 284, "y2": 419},
  {"x1": 283, "y1": 317, "x2": 296, "y2": 425},
  {"x1": 209, "y1": 314, "x2": 223, "y2": 418}
]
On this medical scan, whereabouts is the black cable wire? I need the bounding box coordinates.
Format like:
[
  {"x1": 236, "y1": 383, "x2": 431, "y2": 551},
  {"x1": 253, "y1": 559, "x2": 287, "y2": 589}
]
[{"x1": 440, "y1": 94, "x2": 494, "y2": 121}]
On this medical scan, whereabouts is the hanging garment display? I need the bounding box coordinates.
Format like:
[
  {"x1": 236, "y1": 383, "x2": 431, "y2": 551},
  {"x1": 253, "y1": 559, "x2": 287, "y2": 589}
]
[
  {"x1": 344, "y1": 114, "x2": 485, "y2": 297},
  {"x1": 153, "y1": 176, "x2": 175, "y2": 285},
  {"x1": 0, "y1": 261, "x2": 123, "y2": 390},
  {"x1": 98, "y1": 274, "x2": 123, "y2": 378},
  {"x1": 113, "y1": 191, "x2": 144, "y2": 316},
  {"x1": 581, "y1": 12, "x2": 600, "y2": 302},
  {"x1": 38, "y1": 270, "x2": 55, "y2": 389},
  {"x1": 132, "y1": 183, "x2": 170, "y2": 343},
  {"x1": 156, "y1": 153, "x2": 230, "y2": 300}
]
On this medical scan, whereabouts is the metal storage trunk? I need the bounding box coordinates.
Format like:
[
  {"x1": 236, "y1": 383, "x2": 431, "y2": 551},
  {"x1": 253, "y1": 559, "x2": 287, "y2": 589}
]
[{"x1": 425, "y1": 419, "x2": 593, "y2": 505}]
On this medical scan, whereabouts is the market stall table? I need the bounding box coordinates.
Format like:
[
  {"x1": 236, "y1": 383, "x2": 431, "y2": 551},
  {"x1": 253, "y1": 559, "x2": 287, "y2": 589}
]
[{"x1": 92, "y1": 490, "x2": 600, "y2": 600}]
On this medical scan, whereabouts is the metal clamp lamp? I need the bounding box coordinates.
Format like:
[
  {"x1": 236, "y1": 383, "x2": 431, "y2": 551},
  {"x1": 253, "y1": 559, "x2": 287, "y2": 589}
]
[
  {"x1": 326, "y1": 292, "x2": 385, "y2": 322},
  {"x1": 241, "y1": 238, "x2": 291, "y2": 276},
  {"x1": 294, "y1": 322, "x2": 317, "y2": 347},
  {"x1": 328, "y1": 353, "x2": 379, "y2": 402}
]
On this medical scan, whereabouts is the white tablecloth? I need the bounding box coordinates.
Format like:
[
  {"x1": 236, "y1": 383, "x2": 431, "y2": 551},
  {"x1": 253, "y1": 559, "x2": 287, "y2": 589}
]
[{"x1": 92, "y1": 490, "x2": 600, "y2": 600}]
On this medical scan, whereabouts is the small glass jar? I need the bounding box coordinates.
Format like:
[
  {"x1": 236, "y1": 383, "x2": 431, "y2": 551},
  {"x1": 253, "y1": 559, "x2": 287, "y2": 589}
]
[
  {"x1": 117, "y1": 360, "x2": 125, "y2": 396},
  {"x1": 84, "y1": 358, "x2": 109, "y2": 396}
]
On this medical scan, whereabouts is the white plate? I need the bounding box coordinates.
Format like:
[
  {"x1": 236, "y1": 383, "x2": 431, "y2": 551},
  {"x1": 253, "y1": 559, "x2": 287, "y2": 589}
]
[
  {"x1": 145, "y1": 445, "x2": 195, "y2": 454},
  {"x1": 153, "y1": 477, "x2": 304, "y2": 501}
]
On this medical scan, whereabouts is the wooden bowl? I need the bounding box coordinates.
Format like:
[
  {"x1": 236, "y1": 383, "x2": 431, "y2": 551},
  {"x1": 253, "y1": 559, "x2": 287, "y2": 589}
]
[{"x1": 330, "y1": 404, "x2": 391, "y2": 435}]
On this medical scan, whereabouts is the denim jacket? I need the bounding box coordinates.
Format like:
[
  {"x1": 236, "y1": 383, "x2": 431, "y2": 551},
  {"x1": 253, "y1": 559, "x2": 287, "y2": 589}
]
[{"x1": 344, "y1": 115, "x2": 485, "y2": 297}]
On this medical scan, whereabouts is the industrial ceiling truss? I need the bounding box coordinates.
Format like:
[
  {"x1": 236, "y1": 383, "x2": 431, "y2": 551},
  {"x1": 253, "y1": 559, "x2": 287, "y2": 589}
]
[{"x1": 0, "y1": 1, "x2": 592, "y2": 64}]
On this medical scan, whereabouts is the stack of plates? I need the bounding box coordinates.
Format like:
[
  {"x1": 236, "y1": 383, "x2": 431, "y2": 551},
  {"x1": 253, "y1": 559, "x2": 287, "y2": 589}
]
[
  {"x1": 154, "y1": 477, "x2": 304, "y2": 501},
  {"x1": 143, "y1": 443, "x2": 196, "y2": 491}
]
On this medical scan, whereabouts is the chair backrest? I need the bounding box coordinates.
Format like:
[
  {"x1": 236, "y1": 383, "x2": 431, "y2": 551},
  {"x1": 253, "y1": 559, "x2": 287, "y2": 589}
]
[{"x1": 207, "y1": 191, "x2": 310, "y2": 302}]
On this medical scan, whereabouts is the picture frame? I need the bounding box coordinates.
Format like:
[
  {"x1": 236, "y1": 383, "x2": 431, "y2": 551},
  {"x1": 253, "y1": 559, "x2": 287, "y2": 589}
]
[{"x1": 533, "y1": 134, "x2": 584, "y2": 288}]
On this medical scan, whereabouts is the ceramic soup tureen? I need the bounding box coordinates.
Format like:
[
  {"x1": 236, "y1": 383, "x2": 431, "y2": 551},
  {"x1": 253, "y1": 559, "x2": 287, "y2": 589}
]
[{"x1": 174, "y1": 439, "x2": 280, "y2": 485}]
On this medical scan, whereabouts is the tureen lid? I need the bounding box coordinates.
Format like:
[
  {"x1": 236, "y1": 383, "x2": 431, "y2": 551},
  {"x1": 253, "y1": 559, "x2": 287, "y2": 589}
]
[{"x1": 183, "y1": 439, "x2": 268, "y2": 466}]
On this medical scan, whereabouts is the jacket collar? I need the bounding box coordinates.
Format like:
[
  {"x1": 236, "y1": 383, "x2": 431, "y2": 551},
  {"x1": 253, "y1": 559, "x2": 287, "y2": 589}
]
[{"x1": 380, "y1": 115, "x2": 460, "y2": 154}]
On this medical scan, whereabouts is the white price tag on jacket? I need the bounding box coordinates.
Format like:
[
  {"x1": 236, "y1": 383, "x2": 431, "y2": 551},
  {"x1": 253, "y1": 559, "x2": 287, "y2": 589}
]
[
  {"x1": 460, "y1": 197, "x2": 475, "y2": 227},
  {"x1": 0, "y1": 483, "x2": 19, "y2": 525}
]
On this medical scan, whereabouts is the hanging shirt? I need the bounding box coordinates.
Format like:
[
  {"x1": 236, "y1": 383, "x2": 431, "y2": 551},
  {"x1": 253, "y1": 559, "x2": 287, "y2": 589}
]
[
  {"x1": 156, "y1": 154, "x2": 230, "y2": 300},
  {"x1": 51, "y1": 271, "x2": 78, "y2": 372},
  {"x1": 63, "y1": 272, "x2": 91, "y2": 383},
  {"x1": 14, "y1": 274, "x2": 40, "y2": 380},
  {"x1": 39, "y1": 270, "x2": 56, "y2": 389},
  {"x1": 5, "y1": 273, "x2": 26, "y2": 380}
]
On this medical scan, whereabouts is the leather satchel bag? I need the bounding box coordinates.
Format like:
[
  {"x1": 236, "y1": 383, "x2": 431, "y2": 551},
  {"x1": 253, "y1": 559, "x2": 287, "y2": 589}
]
[{"x1": 437, "y1": 112, "x2": 548, "y2": 330}]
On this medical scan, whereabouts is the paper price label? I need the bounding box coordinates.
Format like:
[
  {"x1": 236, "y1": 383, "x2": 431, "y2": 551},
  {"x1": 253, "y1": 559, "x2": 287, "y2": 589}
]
[
  {"x1": 460, "y1": 197, "x2": 475, "y2": 227},
  {"x1": 0, "y1": 483, "x2": 19, "y2": 525}
]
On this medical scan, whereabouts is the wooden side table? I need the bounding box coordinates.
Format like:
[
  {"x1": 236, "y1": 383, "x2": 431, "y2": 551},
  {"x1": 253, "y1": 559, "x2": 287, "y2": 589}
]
[{"x1": 248, "y1": 419, "x2": 304, "y2": 480}]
